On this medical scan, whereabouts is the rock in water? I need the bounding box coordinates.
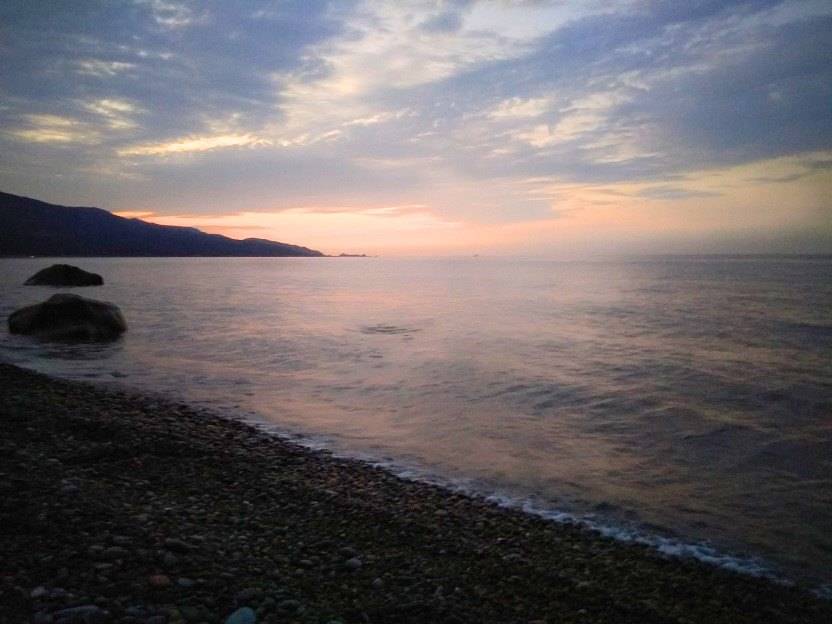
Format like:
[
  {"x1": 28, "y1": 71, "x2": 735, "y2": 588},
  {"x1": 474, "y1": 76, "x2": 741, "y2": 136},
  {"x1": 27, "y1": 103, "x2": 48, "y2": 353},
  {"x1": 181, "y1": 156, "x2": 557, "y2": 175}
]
[
  {"x1": 8, "y1": 293, "x2": 127, "y2": 341},
  {"x1": 24, "y1": 264, "x2": 104, "y2": 286}
]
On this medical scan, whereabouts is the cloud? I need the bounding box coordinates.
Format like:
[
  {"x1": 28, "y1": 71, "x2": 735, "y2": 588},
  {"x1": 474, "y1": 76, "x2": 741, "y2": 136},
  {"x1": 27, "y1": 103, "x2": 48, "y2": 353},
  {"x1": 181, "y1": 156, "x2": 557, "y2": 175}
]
[
  {"x1": 488, "y1": 97, "x2": 551, "y2": 120},
  {"x1": 76, "y1": 59, "x2": 137, "y2": 77},
  {"x1": 420, "y1": 10, "x2": 464, "y2": 34},
  {"x1": 5, "y1": 114, "x2": 100, "y2": 145},
  {"x1": 636, "y1": 186, "x2": 722, "y2": 200},
  {"x1": 0, "y1": 0, "x2": 830, "y2": 253},
  {"x1": 139, "y1": 0, "x2": 204, "y2": 30},
  {"x1": 750, "y1": 156, "x2": 832, "y2": 183},
  {"x1": 82, "y1": 99, "x2": 141, "y2": 130},
  {"x1": 118, "y1": 133, "x2": 272, "y2": 156}
]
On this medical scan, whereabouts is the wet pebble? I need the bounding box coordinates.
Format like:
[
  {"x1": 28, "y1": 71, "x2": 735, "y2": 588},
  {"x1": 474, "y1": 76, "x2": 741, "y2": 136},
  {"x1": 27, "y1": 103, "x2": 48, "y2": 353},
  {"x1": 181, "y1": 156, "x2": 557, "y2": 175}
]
[
  {"x1": 163, "y1": 538, "x2": 191, "y2": 554},
  {"x1": 234, "y1": 587, "x2": 262, "y2": 605},
  {"x1": 52, "y1": 605, "x2": 107, "y2": 624},
  {"x1": 148, "y1": 574, "x2": 171, "y2": 588},
  {"x1": 277, "y1": 599, "x2": 300, "y2": 612},
  {"x1": 30, "y1": 586, "x2": 48, "y2": 599},
  {"x1": 224, "y1": 606, "x2": 256, "y2": 624}
]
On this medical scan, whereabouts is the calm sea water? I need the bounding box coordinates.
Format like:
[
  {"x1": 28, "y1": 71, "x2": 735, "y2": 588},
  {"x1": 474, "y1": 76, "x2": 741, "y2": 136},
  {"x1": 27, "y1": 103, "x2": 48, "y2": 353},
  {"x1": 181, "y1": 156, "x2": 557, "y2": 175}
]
[{"x1": 1, "y1": 257, "x2": 830, "y2": 589}]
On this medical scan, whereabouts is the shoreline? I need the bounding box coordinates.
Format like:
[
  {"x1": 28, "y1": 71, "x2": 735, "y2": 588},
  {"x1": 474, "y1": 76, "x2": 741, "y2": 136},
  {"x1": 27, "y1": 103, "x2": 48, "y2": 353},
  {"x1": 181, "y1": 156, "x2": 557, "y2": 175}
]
[
  {"x1": 1, "y1": 362, "x2": 830, "y2": 624},
  {"x1": 245, "y1": 421, "x2": 786, "y2": 589}
]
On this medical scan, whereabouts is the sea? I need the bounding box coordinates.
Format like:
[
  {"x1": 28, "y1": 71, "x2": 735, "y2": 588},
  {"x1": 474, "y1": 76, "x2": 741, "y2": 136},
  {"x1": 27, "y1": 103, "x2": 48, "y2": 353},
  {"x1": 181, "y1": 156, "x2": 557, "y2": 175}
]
[{"x1": 1, "y1": 256, "x2": 830, "y2": 592}]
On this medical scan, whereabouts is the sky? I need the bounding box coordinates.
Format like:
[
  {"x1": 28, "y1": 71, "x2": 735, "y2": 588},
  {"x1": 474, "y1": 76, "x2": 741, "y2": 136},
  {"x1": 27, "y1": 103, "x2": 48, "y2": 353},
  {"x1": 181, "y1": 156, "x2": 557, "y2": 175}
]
[{"x1": 1, "y1": 0, "x2": 831, "y2": 256}]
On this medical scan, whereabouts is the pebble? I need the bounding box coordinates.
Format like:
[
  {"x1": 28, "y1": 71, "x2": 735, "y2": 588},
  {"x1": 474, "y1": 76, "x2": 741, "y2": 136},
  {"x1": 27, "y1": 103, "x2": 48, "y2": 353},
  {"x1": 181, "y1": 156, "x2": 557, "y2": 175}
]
[
  {"x1": 103, "y1": 546, "x2": 128, "y2": 560},
  {"x1": 52, "y1": 605, "x2": 107, "y2": 624},
  {"x1": 179, "y1": 606, "x2": 201, "y2": 622},
  {"x1": 163, "y1": 538, "x2": 191, "y2": 553},
  {"x1": 88, "y1": 546, "x2": 105, "y2": 559},
  {"x1": 33, "y1": 612, "x2": 53, "y2": 624},
  {"x1": 148, "y1": 574, "x2": 171, "y2": 588},
  {"x1": 30, "y1": 586, "x2": 48, "y2": 598},
  {"x1": 234, "y1": 587, "x2": 261, "y2": 604},
  {"x1": 277, "y1": 599, "x2": 300, "y2": 612},
  {"x1": 224, "y1": 606, "x2": 256, "y2": 624},
  {"x1": 5, "y1": 364, "x2": 831, "y2": 624}
]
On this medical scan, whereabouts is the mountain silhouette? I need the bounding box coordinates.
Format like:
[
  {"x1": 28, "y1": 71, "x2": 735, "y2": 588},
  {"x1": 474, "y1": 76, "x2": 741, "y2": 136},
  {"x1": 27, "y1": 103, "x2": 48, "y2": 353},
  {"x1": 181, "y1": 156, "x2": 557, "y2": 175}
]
[{"x1": 0, "y1": 191, "x2": 323, "y2": 257}]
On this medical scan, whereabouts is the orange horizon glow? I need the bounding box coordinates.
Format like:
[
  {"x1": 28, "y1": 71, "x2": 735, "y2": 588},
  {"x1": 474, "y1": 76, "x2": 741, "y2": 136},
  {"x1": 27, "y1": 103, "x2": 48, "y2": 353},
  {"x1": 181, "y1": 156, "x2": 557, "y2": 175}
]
[{"x1": 114, "y1": 153, "x2": 832, "y2": 256}]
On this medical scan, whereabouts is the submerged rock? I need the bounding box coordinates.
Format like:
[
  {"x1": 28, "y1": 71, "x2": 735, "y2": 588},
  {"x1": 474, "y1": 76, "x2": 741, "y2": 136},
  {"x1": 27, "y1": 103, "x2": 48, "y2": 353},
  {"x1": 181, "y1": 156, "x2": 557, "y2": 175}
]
[
  {"x1": 8, "y1": 293, "x2": 126, "y2": 341},
  {"x1": 24, "y1": 264, "x2": 103, "y2": 287}
]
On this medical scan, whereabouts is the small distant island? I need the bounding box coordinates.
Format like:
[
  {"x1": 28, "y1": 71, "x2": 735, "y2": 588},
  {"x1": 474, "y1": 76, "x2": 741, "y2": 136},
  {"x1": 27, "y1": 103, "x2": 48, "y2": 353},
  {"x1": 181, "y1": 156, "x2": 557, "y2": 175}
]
[{"x1": 0, "y1": 191, "x2": 325, "y2": 257}]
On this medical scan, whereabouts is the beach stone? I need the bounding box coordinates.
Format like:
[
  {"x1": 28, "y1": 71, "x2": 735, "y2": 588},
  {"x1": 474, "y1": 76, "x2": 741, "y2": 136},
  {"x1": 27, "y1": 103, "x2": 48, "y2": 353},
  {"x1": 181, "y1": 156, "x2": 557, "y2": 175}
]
[
  {"x1": 224, "y1": 607, "x2": 256, "y2": 624},
  {"x1": 163, "y1": 538, "x2": 190, "y2": 554},
  {"x1": 103, "y1": 546, "x2": 128, "y2": 560},
  {"x1": 178, "y1": 606, "x2": 201, "y2": 622},
  {"x1": 344, "y1": 557, "x2": 362, "y2": 570},
  {"x1": 89, "y1": 545, "x2": 105, "y2": 559},
  {"x1": 277, "y1": 599, "x2": 300, "y2": 612},
  {"x1": 148, "y1": 574, "x2": 171, "y2": 588},
  {"x1": 8, "y1": 294, "x2": 126, "y2": 341},
  {"x1": 52, "y1": 605, "x2": 107, "y2": 624},
  {"x1": 30, "y1": 586, "x2": 48, "y2": 598},
  {"x1": 234, "y1": 588, "x2": 262, "y2": 604},
  {"x1": 24, "y1": 264, "x2": 103, "y2": 287},
  {"x1": 33, "y1": 611, "x2": 53, "y2": 624}
]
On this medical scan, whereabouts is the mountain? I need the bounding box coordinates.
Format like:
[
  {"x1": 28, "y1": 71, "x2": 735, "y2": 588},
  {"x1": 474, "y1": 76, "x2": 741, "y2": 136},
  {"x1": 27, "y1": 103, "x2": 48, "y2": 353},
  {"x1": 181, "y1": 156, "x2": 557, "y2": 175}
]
[{"x1": 0, "y1": 191, "x2": 324, "y2": 257}]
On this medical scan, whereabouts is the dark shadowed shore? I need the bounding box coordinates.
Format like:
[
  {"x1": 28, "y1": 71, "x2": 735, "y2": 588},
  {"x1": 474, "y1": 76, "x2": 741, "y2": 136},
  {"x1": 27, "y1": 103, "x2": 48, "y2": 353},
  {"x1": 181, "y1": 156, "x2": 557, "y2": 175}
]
[{"x1": 1, "y1": 363, "x2": 829, "y2": 624}]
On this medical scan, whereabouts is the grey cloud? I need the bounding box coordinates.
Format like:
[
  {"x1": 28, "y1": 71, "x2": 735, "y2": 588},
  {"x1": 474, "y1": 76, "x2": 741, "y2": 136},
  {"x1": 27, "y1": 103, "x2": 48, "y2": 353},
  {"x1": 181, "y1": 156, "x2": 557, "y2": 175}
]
[
  {"x1": 0, "y1": 1, "x2": 352, "y2": 144},
  {"x1": 420, "y1": 10, "x2": 463, "y2": 33},
  {"x1": 636, "y1": 186, "x2": 721, "y2": 200},
  {"x1": 0, "y1": 0, "x2": 830, "y2": 224},
  {"x1": 380, "y1": 0, "x2": 831, "y2": 188},
  {"x1": 750, "y1": 158, "x2": 832, "y2": 183}
]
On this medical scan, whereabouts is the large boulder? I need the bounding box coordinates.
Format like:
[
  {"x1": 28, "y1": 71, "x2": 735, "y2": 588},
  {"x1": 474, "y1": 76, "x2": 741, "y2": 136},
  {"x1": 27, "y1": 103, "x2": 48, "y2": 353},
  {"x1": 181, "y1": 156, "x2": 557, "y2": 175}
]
[
  {"x1": 24, "y1": 264, "x2": 103, "y2": 286},
  {"x1": 8, "y1": 294, "x2": 127, "y2": 341}
]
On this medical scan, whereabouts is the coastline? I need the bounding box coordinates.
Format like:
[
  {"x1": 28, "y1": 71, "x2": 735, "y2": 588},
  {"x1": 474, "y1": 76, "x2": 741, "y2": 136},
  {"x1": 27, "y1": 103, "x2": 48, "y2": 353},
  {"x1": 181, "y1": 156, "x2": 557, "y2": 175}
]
[{"x1": 1, "y1": 362, "x2": 829, "y2": 624}]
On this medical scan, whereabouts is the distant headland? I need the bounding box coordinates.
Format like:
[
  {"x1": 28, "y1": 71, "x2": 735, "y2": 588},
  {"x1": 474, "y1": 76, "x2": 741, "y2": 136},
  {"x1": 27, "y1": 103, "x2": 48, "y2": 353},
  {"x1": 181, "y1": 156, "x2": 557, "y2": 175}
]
[{"x1": 0, "y1": 191, "x2": 325, "y2": 257}]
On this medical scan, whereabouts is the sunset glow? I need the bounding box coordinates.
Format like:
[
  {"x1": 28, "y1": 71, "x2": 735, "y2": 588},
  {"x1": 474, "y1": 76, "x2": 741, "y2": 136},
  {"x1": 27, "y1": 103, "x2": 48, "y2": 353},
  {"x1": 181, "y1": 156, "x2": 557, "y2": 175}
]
[{"x1": 2, "y1": 1, "x2": 830, "y2": 255}]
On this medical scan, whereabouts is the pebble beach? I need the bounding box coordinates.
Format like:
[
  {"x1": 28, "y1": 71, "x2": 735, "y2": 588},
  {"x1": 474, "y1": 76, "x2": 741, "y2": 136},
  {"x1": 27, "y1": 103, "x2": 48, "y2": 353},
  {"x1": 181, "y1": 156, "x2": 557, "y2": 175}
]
[{"x1": 1, "y1": 362, "x2": 830, "y2": 624}]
